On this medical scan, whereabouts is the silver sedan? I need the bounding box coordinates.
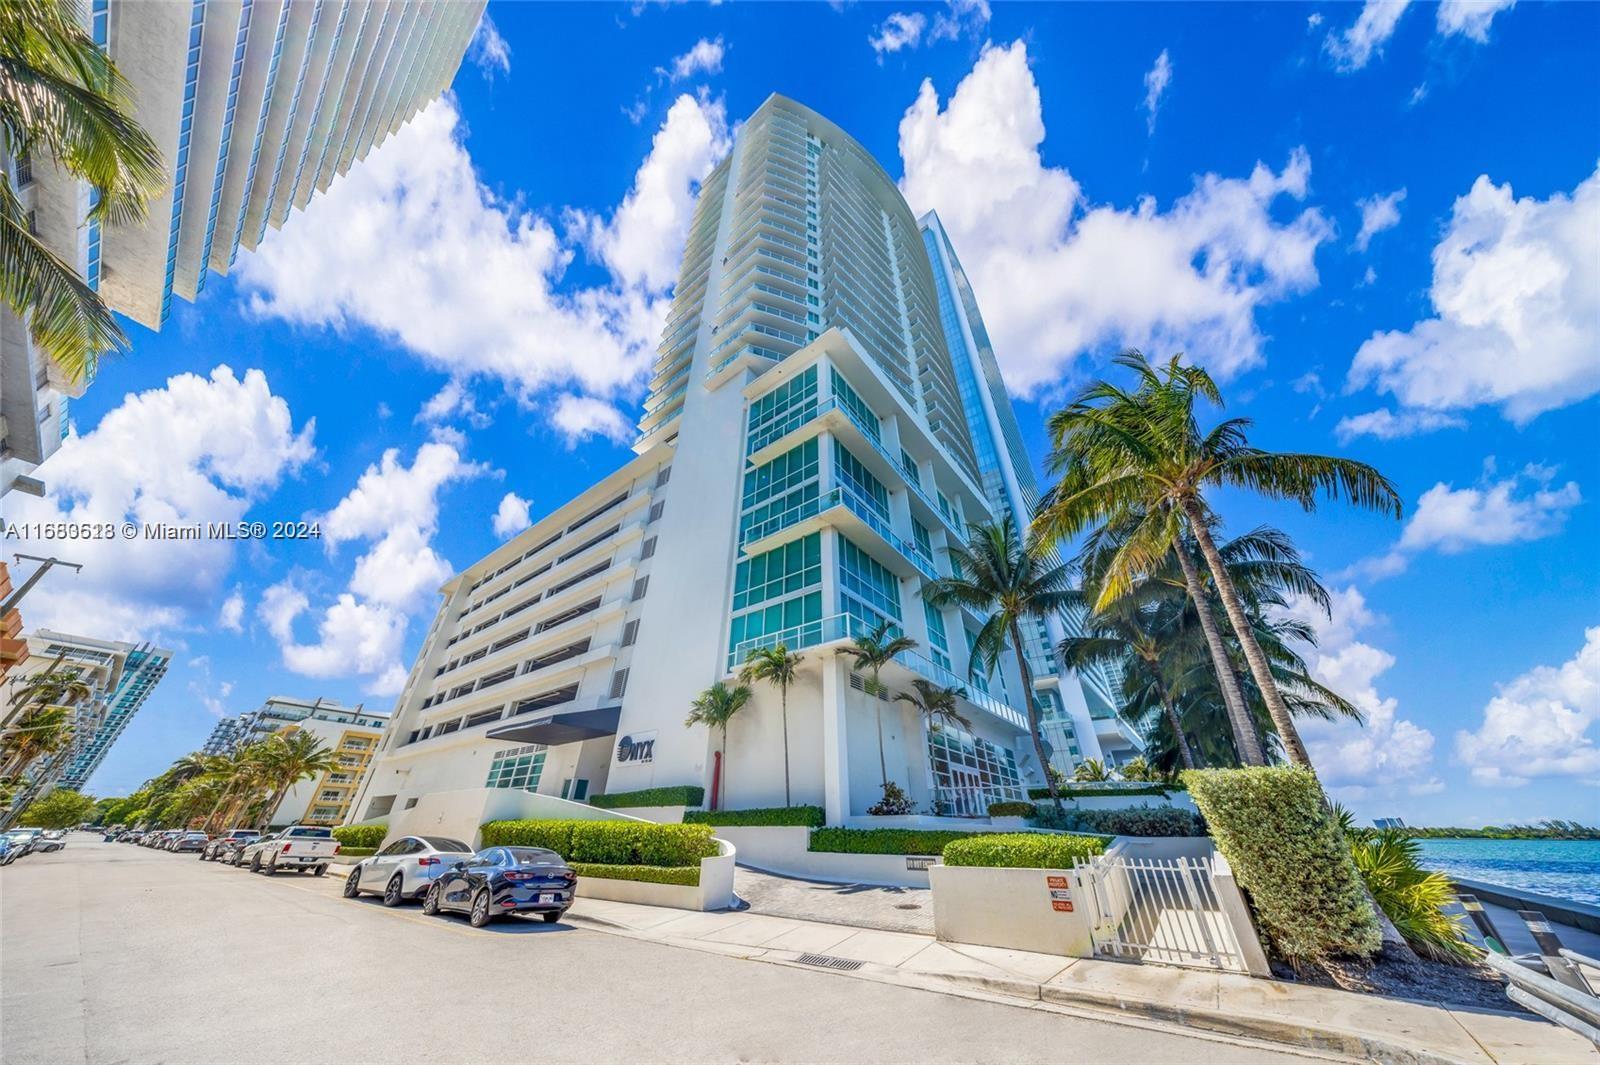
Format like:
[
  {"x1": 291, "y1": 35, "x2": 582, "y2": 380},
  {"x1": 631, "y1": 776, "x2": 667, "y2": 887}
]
[{"x1": 342, "y1": 835, "x2": 475, "y2": 907}]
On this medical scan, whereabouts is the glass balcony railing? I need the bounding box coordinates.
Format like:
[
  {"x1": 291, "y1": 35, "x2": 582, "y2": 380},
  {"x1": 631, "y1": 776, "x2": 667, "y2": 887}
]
[{"x1": 738, "y1": 483, "x2": 940, "y2": 583}]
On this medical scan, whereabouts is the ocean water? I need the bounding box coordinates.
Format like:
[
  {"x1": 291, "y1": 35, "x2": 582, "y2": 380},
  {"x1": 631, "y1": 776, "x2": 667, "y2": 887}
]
[{"x1": 1413, "y1": 839, "x2": 1600, "y2": 906}]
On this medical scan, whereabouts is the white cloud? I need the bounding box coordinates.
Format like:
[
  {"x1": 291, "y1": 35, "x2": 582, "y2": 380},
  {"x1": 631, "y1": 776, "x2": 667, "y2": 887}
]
[
  {"x1": 1142, "y1": 49, "x2": 1172, "y2": 135},
  {"x1": 218, "y1": 588, "x2": 245, "y2": 633},
  {"x1": 238, "y1": 93, "x2": 728, "y2": 444},
  {"x1": 7, "y1": 367, "x2": 313, "y2": 640},
  {"x1": 551, "y1": 394, "x2": 633, "y2": 445},
  {"x1": 1456, "y1": 626, "x2": 1600, "y2": 787},
  {"x1": 264, "y1": 442, "x2": 487, "y2": 694},
  {"x1": 1324, "y1": 0, "x2": 1412, "y2": 71},
  {"x1": 662, "y1": 37, "x2": 725, "y2": 82},
  {"x1": 1283, "y1": 587, "x2": 1441, "y2": 795},
  {"x1": 1353, "y1": 187, "x2": 1405, "y2": 251},
  {"x1": 467, "y1": 13, "x2": 511, "y2": 79},
  {"x1": 1437, "y1": 0, "x2": 1516, "y2": 42},
  {"x1": 1334, "y1": 407, "x2": 1465, "y2": 442},
  {"x1": 492, "y1": 492, "x2": 533, "y2": 538},
  {"x1": 869, "y1": 0, "x2": 989, "y2": 56},
  {"x1": 899, "y1": 41, "x2": 1332, "y2": 392},
  {"x1": 416, "y1": 380, "x2": 491, "y2": 429},
  {"x1": 1347, "y1": 166, "x2": 1600, "y2": 424},
  {"x1": 1347, "y1": 463, "x2": 1581, "y2": 579}
]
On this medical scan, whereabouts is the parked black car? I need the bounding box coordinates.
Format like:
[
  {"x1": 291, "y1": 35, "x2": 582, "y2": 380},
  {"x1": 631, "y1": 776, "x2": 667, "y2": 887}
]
[
  {"x1": 173, "y1": 831, "x2": 210, "y2": 853},
  {"x1": 202, "y1": 829, "x2": 259, "y2": 861},
  {"x1": 422, "y1": 847, "x2": 576, "y2": 927}
]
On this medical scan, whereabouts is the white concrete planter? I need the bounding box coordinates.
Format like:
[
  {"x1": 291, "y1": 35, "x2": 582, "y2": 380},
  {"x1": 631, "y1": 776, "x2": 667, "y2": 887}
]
[
  {"x1": 929, "y1": 864, "x2": 1094, "y2": 956},
  {"x1": 1108, "y1": 835, "x2": 1215, "y2": 861},
  {"x1": 603, "y1": 805, "x2": 689, "y2": 824},
  {"x1": 573, "y1": 838, "x2": 737, "y2": 911},
  {"x1": 988, "y1": 816, "x2": 1029, "y2": 832},
  {"x1": 715, "y1": 825, "x2": 936, "y2": 887}
]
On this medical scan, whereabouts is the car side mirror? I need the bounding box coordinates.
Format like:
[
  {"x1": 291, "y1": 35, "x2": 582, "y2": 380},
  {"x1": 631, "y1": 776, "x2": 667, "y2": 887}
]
[{"x1": 452, "y1": 861, "x2": 466, "y2": 871}]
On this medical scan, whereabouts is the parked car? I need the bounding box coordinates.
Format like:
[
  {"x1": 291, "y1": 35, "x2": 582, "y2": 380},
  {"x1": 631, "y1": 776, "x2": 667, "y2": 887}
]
[
  {"x1": 172, "y1": 831, "x2": 210, "y2": 853},
  {"x1": 0, "y1": 835, "x2": 16, "y2": 866},
  {"x1": 160, "y1": 830, "x2": 187, "y2": 851},
  {"x1": 222, "y1": 832, "x2": 271, "y2": 866},
  {"x1": 201, "y1": 829, "x2": 259, "y2": 861},
  {"x1": 32, "y1": 831, "x2": 66, "y2": 853},
  {"x1": 3, "y1": 828, "x2": 44, "y2": 856},
  {"x1": 422, "y1": 847, "x2": 576, "y2": 927},
  {"x1": 103, "y1": 824, "x2": 126, "y2": 842},
  {"x1": 341, "y1": 835, "x2": 474, "y2": 906},
  {"x1": 246, "y1": 825, "x2": 340, "y2": 876}
]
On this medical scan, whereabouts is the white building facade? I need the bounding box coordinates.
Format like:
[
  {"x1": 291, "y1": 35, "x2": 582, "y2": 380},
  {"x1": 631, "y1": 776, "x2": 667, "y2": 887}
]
[
  {"x1": 353, "y1": 96, "x2": 1129, "y2": 837},
  {"x1": 2, "y1": 0, "x2": 484, "y2": 497}
]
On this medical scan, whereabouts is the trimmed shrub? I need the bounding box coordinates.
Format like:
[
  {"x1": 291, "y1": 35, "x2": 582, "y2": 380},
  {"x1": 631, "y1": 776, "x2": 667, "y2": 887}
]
[
  {"x1": 572, "y1": 862, "x2": 700, "y2": 887},
  {"x1": 332, "y1": 823, "x2": 387, "y2": 849},
  {"x1": 987, "y1": 801, "x2": 1037, "y2": 818},
  {"x1": 590, "y1": 786, "x2": 705, "y2": 810},
  {"x1": 685, "y1": 806, "x2": 825, "y2": 828},
  {"x1": 1031, "y1": 805, "x2": 1205, "y2": 838},
  {"x1": 809, "y1": 827, "x2": 976, "y2": 856},
  {"x1": 1028, "y1": 783, "x2": 1183, "y2": 800},
  {"x1": 479, "y1": 819, "x2": 718, "y2": 868},
  {"x1": 942, "y1": 833, "x2": 1108, "y2": 869},
  {"x1": 339, "y1": 847, "x2": 377, "y2": 857},
  {"x1": 1183, "y1": 768, "x2": 1380, "y2": 964}
]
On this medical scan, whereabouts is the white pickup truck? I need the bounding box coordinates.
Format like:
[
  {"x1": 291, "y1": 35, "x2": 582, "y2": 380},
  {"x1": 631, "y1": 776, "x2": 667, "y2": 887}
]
[{"x1": 244, "y1": 825, "x2": 341, "y2": 876}]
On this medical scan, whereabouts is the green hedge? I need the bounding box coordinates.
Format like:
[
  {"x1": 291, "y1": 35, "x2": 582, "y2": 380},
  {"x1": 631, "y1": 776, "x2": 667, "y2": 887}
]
[
  {"x1": 684, "y1": 806, "x2": 825, "y2": 827},
  {"x1": 339, "y1": 847, "x2": 377, "y2": 857},
  {"x1": 1183, "y1": 768, "x2": 1380, "y2": 964},
  {"x1": 987, "y1": 801, "x2": 1037, "y2": 818},
  {"x1": 332, "y1": 823, "x2": 387, "y2": 849},
  {"x1": 942, "y1": 833, "x2": 1108, "y2": 869},
  {"x1": 809, "y1": 827, "x2": 977, "y2": 856},
  {"x1": 1031, "y1": 805, "x2": 1205, "y2": 838},
  {"x1": 1028, "y1": 784, "x2": 1183, "y2": 800},
  {"x1": 589, "y1": 786, "x2": 705, "y2": 810},
  {"x1": 479, "y1": 819, "x2": 718, "y2": 867},
  {"x1": 572, "y1": 862, "x2": 700, "y2": 886}
]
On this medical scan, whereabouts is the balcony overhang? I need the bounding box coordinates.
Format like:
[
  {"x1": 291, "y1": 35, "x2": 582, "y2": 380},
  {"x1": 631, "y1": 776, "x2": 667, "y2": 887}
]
[{"x1": 487, "y1": 705, "x2": 622, "y2": 747}]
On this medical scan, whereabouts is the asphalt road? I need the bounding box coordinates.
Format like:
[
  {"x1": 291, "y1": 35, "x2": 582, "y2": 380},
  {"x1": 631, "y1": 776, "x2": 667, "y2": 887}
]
[{"x1": 1, "y1": 838, "x2": 1311, "y2": 1064}]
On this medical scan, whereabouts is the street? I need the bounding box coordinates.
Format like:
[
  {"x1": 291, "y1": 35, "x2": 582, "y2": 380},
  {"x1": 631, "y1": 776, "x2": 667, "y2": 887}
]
[{"x1": 0, "y1": 840, "x2": 1313, "y2": 1064}]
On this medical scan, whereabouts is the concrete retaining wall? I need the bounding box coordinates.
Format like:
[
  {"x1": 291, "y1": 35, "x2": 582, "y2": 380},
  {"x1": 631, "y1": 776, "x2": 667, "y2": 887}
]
[
  {"x1": 930, "y1": 864, "x2": 1094, "y2": 955},
  {"x1": 574, "y1": 838, "x2": 737, "y2": 911},
  {"x1": 716, "y1": 825, "x2": 934, "y2": 887}
]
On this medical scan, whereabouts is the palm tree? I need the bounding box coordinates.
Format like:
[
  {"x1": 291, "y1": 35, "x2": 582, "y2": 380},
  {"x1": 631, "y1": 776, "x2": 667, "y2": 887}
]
[
  {"x1": 1037, "y1": 352, "x2": 1400, "y2": 772},
  {"x1": 1073, "y1": 757, "x2": 1113, "y2": 782},
  {"x1": 836, "y1": 619, "x2": 917, "y2": 792},
  {"x1": 685, "y1": 681, "x2": 752, "y2": 811},
  {"x1": 0, "y1": 703, "x2": 73, "y2": 779},
  {"x1": 739, "y1": 644, "x2": 804, "y2": 808},
  {"x1": 927, "y1": 517, "x2": 1074, "y2": 812},
  {"x1": 1, "y1": 0, "x2": 166, "y2": 382},
  {"x1": 250, "y1": 731, "x2": 337, "y2": 830},
  {"x1": 895, "y1": 678, "x2": 971, "y2": 733}
]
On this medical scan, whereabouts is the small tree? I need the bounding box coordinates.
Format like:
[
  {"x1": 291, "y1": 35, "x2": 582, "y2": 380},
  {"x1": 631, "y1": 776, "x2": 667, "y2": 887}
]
[
  {"x1": 1072, "y1": 758, "x2": 1114, "y2": 783},
  {"x1": 685, "y1": 681, "x2": 752, "y2": 811},
  {"x1": 17, "y1": 788, "x2": 97, "y2": 828},
  {"x1": 836, "y1": 619, "x2": 917, "y2": 794},
  {"x1": 739, "y1": 644, "x2": 804, "y2": 808}
]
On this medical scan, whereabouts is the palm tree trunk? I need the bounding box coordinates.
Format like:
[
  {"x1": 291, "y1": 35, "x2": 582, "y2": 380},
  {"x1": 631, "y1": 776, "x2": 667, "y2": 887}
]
[
  {"x1": 779, "y1": 686, "x2": 792, "y2": 808},
  {"x1": 1010, "y1": 621, "x2": 1062, "y2": 813},
  {"x1": 872, "y1": 671, "x2": 888, "y2": 788},
  {"x1": 1172, "y1": 537, "x2": 1266, "y2": 766},
  {"x1": 1161, "y1": 695, "x2": 1196, "y2": 770},
  {"x1": 719, "y1": 726, "x2": 729, "y2": 811},
  {"x1": 1182, "y1": 501, "x2": 1312, "y2": 770}
]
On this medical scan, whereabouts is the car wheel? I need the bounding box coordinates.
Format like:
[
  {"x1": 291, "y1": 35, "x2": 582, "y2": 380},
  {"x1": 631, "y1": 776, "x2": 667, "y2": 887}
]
[
  {"x1": 343, "y1": 869, "x2": 362, "y2": 898},
  {"x1": 541, "y1": 911, "x2": 561, "y2": 924},
  {"x1": 469, "y1": 889, "x2": 493, "y2": 928},
  {"x1": 265, "y1": 856, "x2": 278, "y2": 876},
  {"x1": 421, "y1": 884, "x2": 440, "y2": 916},
  {"x1": 313, "y1": 864, "x2": 327, "y2": 878},
  {"x1": 382, "y1": 874, "x2": 404, "y2": 907},
  {"x1": 250, "y1": 853, "x2": 262, "y2": 873}
]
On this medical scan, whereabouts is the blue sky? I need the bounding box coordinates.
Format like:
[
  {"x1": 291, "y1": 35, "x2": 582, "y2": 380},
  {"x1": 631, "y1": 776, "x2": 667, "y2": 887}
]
[{"x1": 11, "y1": 0, "x2": 1597, "y2": 826}]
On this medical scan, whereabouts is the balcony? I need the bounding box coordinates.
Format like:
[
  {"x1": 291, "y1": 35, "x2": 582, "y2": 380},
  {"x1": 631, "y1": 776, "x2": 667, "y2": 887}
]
[{"x1": 739, "y1": 484, "x2": 939, "y2": 584}]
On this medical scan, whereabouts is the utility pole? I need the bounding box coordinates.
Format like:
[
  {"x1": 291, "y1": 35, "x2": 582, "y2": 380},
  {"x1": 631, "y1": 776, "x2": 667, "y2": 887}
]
[{"x1": 1, "y1": 554, "x2": 84, "y2": 615}]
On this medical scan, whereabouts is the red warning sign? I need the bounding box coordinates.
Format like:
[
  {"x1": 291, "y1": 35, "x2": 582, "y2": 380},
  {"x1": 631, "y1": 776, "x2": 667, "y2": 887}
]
[
  {"x1": 1046, "y1": 875, "x2": 1069, "y2": 889},
  {"x1": 1052, "y1": 900, "x2": 1074, "y2": 912}
]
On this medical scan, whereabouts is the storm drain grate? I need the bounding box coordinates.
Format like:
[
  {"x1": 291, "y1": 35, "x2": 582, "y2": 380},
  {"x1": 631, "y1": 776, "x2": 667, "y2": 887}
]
[{"x1": 795, "y1": 953, "x2": 864, "y2": 972}]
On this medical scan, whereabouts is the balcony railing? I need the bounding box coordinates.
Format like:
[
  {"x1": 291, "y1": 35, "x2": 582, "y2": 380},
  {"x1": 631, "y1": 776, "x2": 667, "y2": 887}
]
[
  {"x1": 930, "y1": 783, "x2": 1030, "y2": 819},
  {"x1": 738, "y1": 484, "x2": 941, "y2": 584}
]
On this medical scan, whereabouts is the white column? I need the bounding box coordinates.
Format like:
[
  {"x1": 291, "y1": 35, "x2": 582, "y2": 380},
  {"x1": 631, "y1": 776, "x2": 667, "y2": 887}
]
[{"x1": 821, "y1": 655, "x2": 850, "y2": 824}]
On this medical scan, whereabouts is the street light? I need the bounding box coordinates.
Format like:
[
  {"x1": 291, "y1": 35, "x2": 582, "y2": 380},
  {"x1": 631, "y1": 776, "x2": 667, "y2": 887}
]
[{"x1": 1, "y1": 554, "x2": 84, "y2": 615}]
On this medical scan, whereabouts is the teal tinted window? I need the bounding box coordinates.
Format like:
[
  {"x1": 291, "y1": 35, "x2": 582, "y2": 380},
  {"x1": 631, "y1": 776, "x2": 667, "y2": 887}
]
[
  {"x1": 732, "y1": 533, "x2": 822, "y2": 612},
  {"x1": 830, "y1": 368, "x2": 880, "y2": 441},
  {"x1": 486, "y1": 746, "x2": 546, "y2": 791},
  {"x1": 747, "y1": 365, "x2": 818, "y2": 454},
  {"x1": 839, "y1": 536, "x2": 901, "y2": 631},
  {"x1": 740, "y1": 440, "x2": 820, "y2": 541},
  {"x1": 924, "y1": 600, "x2": 951, "y2": 671},
  {"x1": 834, "y1": 444, "x2": 888, "y2": 520}
]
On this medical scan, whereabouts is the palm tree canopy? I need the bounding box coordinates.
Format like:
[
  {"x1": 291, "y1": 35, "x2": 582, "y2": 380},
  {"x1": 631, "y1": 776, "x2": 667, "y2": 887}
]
[
  {"x1": 835, "y1": 619, "x2": 916, "y2": 690},
  {"x1": 685, "y1": 681, "x2": 753, "y2": 732},
  {"x1": 740, "y1": 644, "x2": 803, "y2": 689},
  {"x1": 895, "y1": 678, "x2": 972, "y2": 731}
]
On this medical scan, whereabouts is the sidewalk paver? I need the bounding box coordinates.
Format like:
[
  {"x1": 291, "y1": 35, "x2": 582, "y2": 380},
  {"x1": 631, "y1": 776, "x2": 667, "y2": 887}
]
[{"x1": 759, "y1": 921, "x2": 861, "y2": 955}]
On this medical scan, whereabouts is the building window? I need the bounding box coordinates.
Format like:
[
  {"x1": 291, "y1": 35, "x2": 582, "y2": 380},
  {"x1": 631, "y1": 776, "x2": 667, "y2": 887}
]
[
  {"x1": 740, "y1": 438, "x2": 820, "y2": 543},
  {"x1": 535, "y1": 597, "x2": 601, "y2": 633},
  {"x1": 523, "y1": 639, "x2": 591, "y2": 673},
  {"x1": 631, "y1": 577, "x2": 649, "y2": 601},
  {"x1": 640, "y1": 536, "x2": 657, "y2": 560},
  {"x1": 547, "y1": 559, "x2": 610, "y2": 597},
  {"x1": 927, "y1": 721, "x2": 1024, "y2": 818},
  {"x1": 621, "y1": 619, "x2": 639, "y2": 647},
  {"x1": 746, "y1": 365, "x2": 818, "y2": 454},
  {"x1": 568, "y1": 494, "x2": 627, "y2": 534},
  {"x1": 464, "y1": 707, "x2": 504, "y2": 729},
  {"x1": 485, "y1": 745, "x2": 546, "y2": 792},
  {"x1": 648, "y1": 500, "x2": 665, "y2": 523},
  {"x1": 557, "y1": 525, "x2": 619, "y2": 564},
  {"x1": 512, "y1": 684, "x2": 579, "y2": 716},
  {"x1": 839, "y1": 535, "x2": 901, "y2": 633},
  {"x1": 833, "y1": 444, "x2": 889, "y2": 522},
  {"x1": 924, "y1": 600, "x2": 952, "y2": 672},
  {"x1": 728, "y1": 533, "x2": 823, "y2": 657},
  {"x1": 655, "y1": 466, "x2": 672, "y2": 487},
  {"x1": 403, "y1": 797, "x2": 420, "y2": 810},
  {"x1": 830, "y1": 368, "x2": 881, "y2": 441}
]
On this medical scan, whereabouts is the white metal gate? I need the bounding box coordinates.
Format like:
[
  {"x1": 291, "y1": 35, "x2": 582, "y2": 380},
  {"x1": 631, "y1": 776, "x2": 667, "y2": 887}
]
[{"x1": 1074, "y1": 854, "x2": 1250, "y2": 972}]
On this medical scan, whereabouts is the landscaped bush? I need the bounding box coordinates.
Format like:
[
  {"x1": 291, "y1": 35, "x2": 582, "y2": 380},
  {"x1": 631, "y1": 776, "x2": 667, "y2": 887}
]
[
  {"x1": 809, "y1": 827, "x2": 976, "y2": 856},
  {"x1": 685, "y1": 806, "x2": 824, "y2": 827},
  {"x1": 479, "y1": 819, "x2": 718, "y2": 868},
  {"x1": 1031, "y1": 805, "x2": 1205, "y2": 837},
  {"x1": 866, "y1": 781, "x2": 915, "y2": 815},
  {"x1": 332, "y1": 823, "x2": 387, "y2": 849},
  {"x1": 589, "y1": 786, "x2": 705, "y2": 810},
  {"x1": 1183, "y1": 767, "x2": 1380, "y2": 964},
  {"x1": 1028, "y1": 783, "x2": 1184, "y2": 800},
  {"x1": 572, "y1": 862, "x2": 700, "y2": 887},
  {"x1": 987, "y1": 801, "x2": 1037, "y2": 818},
  {"x1": 339, "y1": 847, "x2": 377, "y2": 857},
  {"x1": 941, "y1": 833, "x2": 1108, "y2": 869}
]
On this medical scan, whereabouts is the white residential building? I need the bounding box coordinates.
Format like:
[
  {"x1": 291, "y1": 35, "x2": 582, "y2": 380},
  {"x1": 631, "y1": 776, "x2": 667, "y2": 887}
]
[
  {"x1": 352, "y1": 95, "x2": 1137, "y2": 838},
  {"x1": 2, "y1": 0, "x2": 484, "y2": 497}
]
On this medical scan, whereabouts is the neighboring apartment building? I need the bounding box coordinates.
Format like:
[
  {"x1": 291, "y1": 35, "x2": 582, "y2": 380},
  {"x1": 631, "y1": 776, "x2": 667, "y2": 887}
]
[
  {"x1": 0, "y1": 564, "x2": 26, "y2": 687},
  {"x1": 200, "y1": 715, "x2": 247, "y2": 756},
  {"x1": 4, "y1": 629, "x2": 171, "y2": 796},
  {"x1": 352, "y1": 96, "x2": 1138, "y2": 838},
  {"x1": 265, "y1": 704, "x2": 387, "y2": 827},
  {"x1": 2, "y1": 0, "x2": 485, "y2": 497}
]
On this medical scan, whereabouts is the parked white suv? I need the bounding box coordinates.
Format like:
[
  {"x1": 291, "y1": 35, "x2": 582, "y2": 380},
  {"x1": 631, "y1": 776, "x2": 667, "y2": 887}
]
[
  {"x1": 342, "y1": 835, "x2": 475, "y2": 906},
  {"x1": 247, "y1": 825, "x2": 340, "y2": 876}
]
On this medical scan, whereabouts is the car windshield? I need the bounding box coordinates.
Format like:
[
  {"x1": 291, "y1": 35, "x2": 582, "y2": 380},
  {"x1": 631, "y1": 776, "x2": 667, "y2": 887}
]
[
  {"x1": 286, "y1": 827, "x2": 332, "y2": 838},
  {"x1": 422, "y1": 837, "x2": 471, "y2": 853},
  {"x1": 506, "y1": 848, "x2": 563, "y2": 865}
]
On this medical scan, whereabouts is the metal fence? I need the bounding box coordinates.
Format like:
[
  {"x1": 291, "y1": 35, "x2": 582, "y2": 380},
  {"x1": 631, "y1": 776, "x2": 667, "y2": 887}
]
[{"x1": 1074, "y1": 853, "x2": 1253, "y2": 972}]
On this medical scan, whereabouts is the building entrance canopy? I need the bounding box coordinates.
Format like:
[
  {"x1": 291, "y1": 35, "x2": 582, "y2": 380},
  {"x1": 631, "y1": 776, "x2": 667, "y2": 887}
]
[{"x1": 487, "y1": 706, "x2": 621, "y2": 747}]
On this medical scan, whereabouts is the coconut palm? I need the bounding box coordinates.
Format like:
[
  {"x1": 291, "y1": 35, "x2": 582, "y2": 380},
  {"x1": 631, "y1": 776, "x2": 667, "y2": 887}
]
[
  {"x1": 250, "y1": 730, "x2": 338, "y2": 830},
  {"x1": 927, "y1": 516, "x2": 1074, "y2": 811},
  {"x1": 685, "y1": 681, "x2": 752, "y2": 811},
  {"x1": 739, "y1": 643, "x2": 804, "y2": 808},
  {"x1": 1037, "y1": 352, "x2": 1401, "y2": 772},
  {"x1": 0, "y1": 703, "x2": 73, "y2": 779},
  {"x1": 1072, "y1": 757, "x2": 1113, "y2": 782},
  {"x1": 836, "y1": 619, "x2": 917, "y2": 792},
  {"x1": 894, "y1": 678, "x2": 971, "y2": 733},
  {"x1": 1, "y1": 0, "x2": 166, "y2": 382}
]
